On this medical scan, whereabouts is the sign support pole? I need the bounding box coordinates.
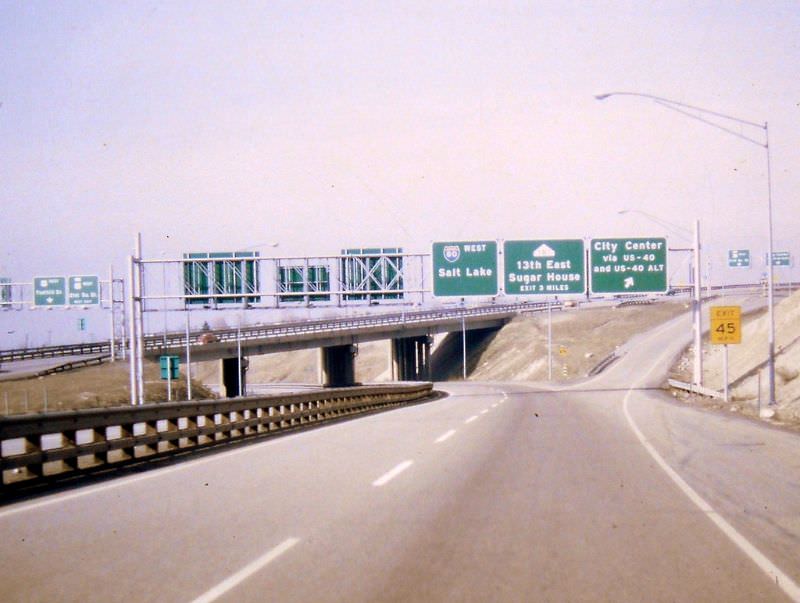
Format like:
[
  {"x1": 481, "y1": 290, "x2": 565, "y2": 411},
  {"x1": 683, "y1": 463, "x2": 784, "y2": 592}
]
[
  {"x1": 693, "y1": 220, "x2": 703, "y2": 387},
  {"x1": 135, "y1": 233, "x2": 145, "y2": 405},
  {"x1": 237, "y1": 326, "x2": 243, "y2": 397},
  {"x1": 167, "y1": 357, "x2": 173, "y2": 402},
  {"x1": 723, "y1": 344, "x2": 729, "y2": 403},
  {"x1": 109, "y1": 264, "x2": 116, "y2": 362},
  {"x1": 548, "y1": 301, "x2": 553, "y2": 381},
  {"x1": 120, "y1": 278, "x2": 127, "y2": 361},
  {"x1": 127, "y1": 255, "x2": 137, "y2": 406},
  {"x1": 185, "y1": 312, "x2": 192, "y2": 400},
  {"x1": 461, "y1": 316, "x2": 467, "y2": 380}
]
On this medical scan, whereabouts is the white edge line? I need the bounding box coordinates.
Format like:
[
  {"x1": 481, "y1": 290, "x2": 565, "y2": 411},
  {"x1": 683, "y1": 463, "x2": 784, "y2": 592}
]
[
  {"x1": 624, "y1": 330, "x2": 800, "y2": 602},
  {"x1": 435, "y1": 429, "x2": 456, "y2": 443},
  {"x1": 189, "y1": 537, "x2": 300, "y2": 603},
  {"x1": 372, "y1": 460, "x2": 413, "y2": 487},
  {"x1": 465, "y1": 415, "x2": 478, "y2": 424}
]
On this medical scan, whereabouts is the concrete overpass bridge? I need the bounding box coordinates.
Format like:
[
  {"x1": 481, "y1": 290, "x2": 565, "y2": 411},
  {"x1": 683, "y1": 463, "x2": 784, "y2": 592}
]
[{"x1": 151, "y1": 303, "x2": 551, "y2": 394}]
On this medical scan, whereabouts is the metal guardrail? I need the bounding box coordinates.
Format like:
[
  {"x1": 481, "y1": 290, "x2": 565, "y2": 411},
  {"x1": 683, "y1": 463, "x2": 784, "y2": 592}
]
[
  {"x1": 0, "y1": 303, "x2": 546, "y2": 362},
  {"x1": 616, "y1": 299, "x2": 654, "y2": 308},
  {"x1": 0, "y1": 341, "x2": 113, "y2": 363},
  {"x1": 667, "y1": 378, "x2": 724, "y2": 400},
  {"x1": 144, "y1": 303, "x2": 544, "y2": 351},
  {"x1": 587, "y1": 352, "x2": 619, "y2": 376},
  {"x1": 0, "y1": 383, "x2": 434, "y2": 490}
]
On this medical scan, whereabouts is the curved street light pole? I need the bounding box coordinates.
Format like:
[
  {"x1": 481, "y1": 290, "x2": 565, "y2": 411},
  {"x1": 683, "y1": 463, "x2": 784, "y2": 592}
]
[{"x1": 596, "y1": 92, "x2": 776, "y2": 406}]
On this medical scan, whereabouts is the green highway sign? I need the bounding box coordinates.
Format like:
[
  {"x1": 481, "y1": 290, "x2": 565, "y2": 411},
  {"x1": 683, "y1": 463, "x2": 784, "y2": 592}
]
[
  {"x1": 432, "y1": 241, "x2": 498, "y2": 297},
  {"x1": 160, "y1": 355, "x2": 181, "y2": 380},
  {"x1": 504, "y1": 240, "x2": 585, "y2": 295},
  {"x1": 767, "y1": 251, "x2": 791, "y2": 267},
  {"x1": 34, "y1": 277, "x2": 67, "y2": 306},
  {"x1": 590, "y1": 238, "x2": 668, "y2": 294},
  {"x1": 68, "y1": 275, "x2": 100, "y2": 305},
  {"x1": 728, "y1": 249, "x2": 750, "y2": 267}
]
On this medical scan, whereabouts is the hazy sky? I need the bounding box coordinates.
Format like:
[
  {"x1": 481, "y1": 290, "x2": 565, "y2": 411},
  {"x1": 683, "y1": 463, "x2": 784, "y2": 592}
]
[{"x1": 2, "y1": 1, "x2": 799, "y2": 282}]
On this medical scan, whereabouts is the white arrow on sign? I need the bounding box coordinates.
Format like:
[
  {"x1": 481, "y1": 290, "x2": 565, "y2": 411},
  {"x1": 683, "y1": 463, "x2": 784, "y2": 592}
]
[{"x1": 624, "y1": 277, "x2": 635, "y2": 289}]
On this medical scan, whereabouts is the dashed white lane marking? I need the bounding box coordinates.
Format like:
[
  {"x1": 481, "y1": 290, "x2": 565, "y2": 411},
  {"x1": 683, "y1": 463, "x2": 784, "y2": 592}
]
[
  {"x1": 480, "y1": 409, "x2": 489, "y2": 415},
  {"x1": 491, "y1": 403, "x2": 498, "y2": 408},
  {"x1": 189, "y1": 537, "x2": 300, "y2": 603},
  {"x1": 624, "y1": 329, "x2": 800, "y2": 602},
  {"x1": 372, "y1": 460, "x2": 414, "y2": 487},
  {"x1": 465, "y1": 415, "x2": 478, "y2": 424},
  {"x1": 435, "y1": 429, "x2": 456, "y2": 443}
]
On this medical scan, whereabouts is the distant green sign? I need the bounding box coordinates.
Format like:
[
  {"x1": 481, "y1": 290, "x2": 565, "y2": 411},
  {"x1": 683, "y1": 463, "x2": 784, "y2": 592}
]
[
  {"x1": 728, "y1": 249, "x2": 750, "y2": 268},
  {"x1": 590, "y1": 238, "x2": 668, "y2": 294},
  {"x1": 0, "y1": 277, "x2": 10, "y2": 305},
  {"x1": 432, "y1": 241, "x2": 498, "y2": 297},
  {"x1": 504, "y1": 240, "x2": 585, "y2": 295},
  {"x1": 767, "y1": 251, "x2": 791, "y2": 267},
  {"x1": 68, "y1": 275, "x2": 100, "y2": 306},
  {"x1": 34, "y1": 277, "x2": 67, "y2": 306}
]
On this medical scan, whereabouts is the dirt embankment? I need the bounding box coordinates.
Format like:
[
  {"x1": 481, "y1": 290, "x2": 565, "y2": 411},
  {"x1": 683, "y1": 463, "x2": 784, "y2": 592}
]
[
  {"x1": 0, "y1": 360, "x2": 215, "y2": 415},
  {"x1": 671, "y1": 289, "x2": 800, "y2": 426}
]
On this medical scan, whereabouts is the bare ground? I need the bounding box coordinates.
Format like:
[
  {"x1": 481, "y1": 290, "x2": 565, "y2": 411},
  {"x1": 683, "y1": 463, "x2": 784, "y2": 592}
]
[
  {"x1": 0, "y1": 359, "x2": 215, "y2": 415},
  {"x1": 670, "y1": 289, "x2": 800, "y2": 428}
]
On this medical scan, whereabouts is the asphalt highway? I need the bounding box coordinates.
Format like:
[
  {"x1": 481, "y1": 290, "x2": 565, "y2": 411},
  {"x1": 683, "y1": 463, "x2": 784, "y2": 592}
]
[{"x1": 1, "y1": 312, "x2": 799, "y2": 602}]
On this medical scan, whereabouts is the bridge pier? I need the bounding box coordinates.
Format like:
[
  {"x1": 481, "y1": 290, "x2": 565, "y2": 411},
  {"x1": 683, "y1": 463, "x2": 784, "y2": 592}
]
[
  {"x1": 390, "y1": 336, "x2": 432, "y2": 381},
  {"x1": 220, "y1": 357, "x2": 248, "y2": 398},
  {"x1": 318, "y1": 344, "x2": 357, "y2": 387}
]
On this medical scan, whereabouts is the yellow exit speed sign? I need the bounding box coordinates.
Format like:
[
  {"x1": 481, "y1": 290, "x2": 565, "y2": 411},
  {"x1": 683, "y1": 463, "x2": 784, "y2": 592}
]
[{"x1": 710, "y1": 306, "x2": 742, "y2": 345}]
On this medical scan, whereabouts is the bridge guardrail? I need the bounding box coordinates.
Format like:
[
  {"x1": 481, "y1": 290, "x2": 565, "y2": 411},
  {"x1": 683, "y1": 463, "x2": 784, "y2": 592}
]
[
  {"x1": 0, "y1": 303, "x2": 542, "y2": 362},
  {"x1": 0, "y1": 382, "x2": 434, "y2": 491},
  {"x1": 144, "y1": 303, "x2": 546, "y2": 351}
]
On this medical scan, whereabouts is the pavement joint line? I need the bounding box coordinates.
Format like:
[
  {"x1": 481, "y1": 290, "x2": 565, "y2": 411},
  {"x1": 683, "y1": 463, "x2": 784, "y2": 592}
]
[
  {"x1": 188, "y1": 537, "x2": 300, "y2": 603},
  {"x1": 372, "y1": 460, "x2": 413, "y2": 487},
  {"x1": 435, "y1": 429, "x2": 456, "y2": 444},
  {"x1": 623, "y1": 325, "x2": 800, "y2": 602},
  {"x1": 465, "y1": 415, "x2": 478, "y2": 424}
]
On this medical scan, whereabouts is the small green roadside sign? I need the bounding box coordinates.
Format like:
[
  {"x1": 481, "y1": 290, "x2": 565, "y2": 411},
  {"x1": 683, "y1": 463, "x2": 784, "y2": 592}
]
[
  {"x1": 432, "y1": 241, "x2": 498, "y2": 297},
  {"x1": 34, "y1": 277, "x2": 67, "y2": 306},
  {"x1": 590, "y1": 238, "x2": 667, "y2": 294},
  {"x1": 160, "y1": 355, "x2": 181, "y2": 380},
  {"x1": 504, "y1": 240, "x2": 585, "y2": 295},
  {"x1": 68, "y1": 275, "x2": 100, "y2": 306}
]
